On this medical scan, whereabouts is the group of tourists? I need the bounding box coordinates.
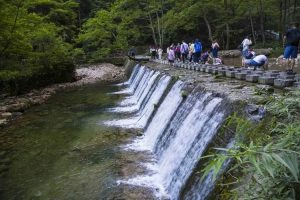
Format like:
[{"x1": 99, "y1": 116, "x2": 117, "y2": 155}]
[
  {"x1": 241, "y1": 24, "x2": 300, "y2": 72},
  {"x1": 148, "y1": 24, "x2": 299, "y2": 72},
  {"x1": 149, "y1": 46, "x2": 163, "y2": 60},
  {"x1": 165, "y1": 39, "x2": 223, "y2": 65}
]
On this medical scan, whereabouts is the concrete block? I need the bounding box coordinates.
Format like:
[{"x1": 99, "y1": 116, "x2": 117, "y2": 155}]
[
  {"x1": 218, "y1": 70, "x2": 226, "y2": 76},
  {"x1": 274, "y1": 79, "x2": 295, "y2": 88},
  {"x1": 212, "y1": 68, "x2": 219, "y2": 75},
  {"x1": 208, "y1": 68, "x2": 214, "y2": 73},
  {"x1": 235, "y1": 72, "x2": 247, "y2": 80},
  {"x1": 258, "y1": 77, "x2": 275, "y2": 85},
  {"x1": 278, "y1": 75, "x2": 295, "y2": 79},
  {"x1": 263, "y1": 73, "x2": 279, "y2": 78},
  {"x1": 293, "y1": 82, "x2": 300, "y2": 88},
  {"x1": 270, "y1": 70, "x2": 281, "y2": 73},
  {"x1": 246, "y1": 74, "x2": 260, "y2": 83},
  {"x1": 294, "y1": 76, "x2": 300, "y2": 82},
  {"x1": 225, "y1": 70, "x2": 236, "y2": 78}
]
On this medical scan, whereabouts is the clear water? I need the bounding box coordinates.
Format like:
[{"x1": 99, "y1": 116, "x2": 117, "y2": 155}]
[{"x1": 0, "y1": 83, "x2": 155, "y2": 200}]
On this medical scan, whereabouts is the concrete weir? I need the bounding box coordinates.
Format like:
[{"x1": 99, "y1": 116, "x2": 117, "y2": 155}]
[{"x1": 153, "y1": 59, "x2": 300, "y2": 89}]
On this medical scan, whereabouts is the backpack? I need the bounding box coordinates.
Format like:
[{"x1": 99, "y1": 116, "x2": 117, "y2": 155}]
[{"x1": 194, "y1": 42, "x2": 202, "y2": 53}]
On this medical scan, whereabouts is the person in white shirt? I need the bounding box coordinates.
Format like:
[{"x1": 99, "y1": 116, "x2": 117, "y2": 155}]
[
  {"x1": 241, "y1": 36, "x2": 252, "y2": 66},
  {"x1": 158, "y1": 47, "x2": 163, "y2": 60},
  {"x1": 245, "y1": 54, "x2": 268, "y2": 70}
]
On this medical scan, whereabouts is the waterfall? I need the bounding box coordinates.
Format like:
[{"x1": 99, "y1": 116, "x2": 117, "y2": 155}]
[
  {"x1": 116, "y1": 64, "x2": 139, "y2": 86},
  {"x1": 182, "y1": 140, "x2": 235, "y2": 200},
  {"x1": 106, "y1": 65, "x2": 231, "y2": 199},
  {"x1": 154, "y1": 92, "x2": 211, "y2": 156},
  {"x1": 105, "y1": 73, "x2": 171, "y2": 129},
  {"x1": 130, "y1": 80, "x2": 185, "y2": 151},
  {"x1": 110, "y1": 70, "x2": 160, "y2": 112},
  {"x1": 112, "y1": 65, "x2": 146, "y2": 94}
]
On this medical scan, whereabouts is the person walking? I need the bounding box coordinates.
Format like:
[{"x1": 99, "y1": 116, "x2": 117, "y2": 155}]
[
  {"x1": 189, "y1": 42, "x2": 195, "y2": 62},
  {"x1": 158, "y1": 47, "x2": 163, "y2": 60},
  {"x1": 211, "y1": 40, "x2": 220, "y2": 64},
  {"x1": 193, "y1": 39, "x2": 202, "y2": 63},
  {"x1": 180, "y1": 40, "x2": 189, "y2": 63},
  {"x1": 283, "y1": 24, "x2": 300, "y2": 72},
  {"x1": 167, "y1": 46, "x2": 175, "y2": 66},
  {"x1": 175, "y1": 43, "x2": 181, "y2": 61}
]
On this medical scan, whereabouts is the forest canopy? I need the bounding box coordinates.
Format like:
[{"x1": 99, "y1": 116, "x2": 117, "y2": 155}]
[{"x1": 0, "y1": 0, "x2": 299, "y2": 94}]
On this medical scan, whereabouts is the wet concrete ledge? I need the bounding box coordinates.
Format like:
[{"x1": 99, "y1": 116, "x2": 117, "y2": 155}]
[{"x1": 138, "y1": 60, "x2": 299, "y2": 106}]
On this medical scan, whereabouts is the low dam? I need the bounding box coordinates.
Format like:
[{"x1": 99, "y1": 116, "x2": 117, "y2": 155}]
[{"x1": 0, "y1": 60, "x2": 291, "y2": 199}]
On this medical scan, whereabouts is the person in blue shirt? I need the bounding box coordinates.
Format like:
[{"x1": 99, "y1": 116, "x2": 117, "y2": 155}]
[
  {"x1": 193, "y1": 39, "x2": 202, "y2": 63},
  {"x1": 283, "y1": 24, "x2": 300, "y2": 72}
]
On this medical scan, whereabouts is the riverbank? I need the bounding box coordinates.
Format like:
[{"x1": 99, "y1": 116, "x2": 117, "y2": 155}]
[{"x1": 0, "y1": 63, "x2": 126, "y2": 127}]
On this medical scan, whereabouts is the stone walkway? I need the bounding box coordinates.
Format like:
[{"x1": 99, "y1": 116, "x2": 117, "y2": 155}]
[{"x1": 153, "y1": 60, "x2": 300, "y2": 88}]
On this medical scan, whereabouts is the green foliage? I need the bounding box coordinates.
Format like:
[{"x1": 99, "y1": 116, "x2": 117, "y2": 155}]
[
  {"x1": 201, "y1": 91, "x2": 300, "y2": 199},
  {"x1": 0, "y1": 0, "x2": 77, "y2": 94},
  {"x1": 181, "y1": 90, "x2": 189, "y2": 98}
]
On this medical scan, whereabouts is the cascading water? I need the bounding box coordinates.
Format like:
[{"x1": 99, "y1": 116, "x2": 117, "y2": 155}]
[
  {"x1": 182, "y1": 140, "x2": 235, "y2": 200},
  {"x1": 106, "y1": 65, "x2": 231, "y2": 199},
  {"x1": 112, "y1": 65, "x2": 146, "y2": 94},
  {"x1": 116, "y1": 64, "x2": 139, "y2": 86},
  {"x1": 154, "y1": 92, "x2": 211, "y2": 156},
  {"x1": 105, "y1": 73, "x2": 171, "y2": 129},
  {"x1": 109, "y1": 70, "x2": 160, "y2": 112},
  {"x1": 130, "y1": 80, "x2": 185, "y2": 151}
]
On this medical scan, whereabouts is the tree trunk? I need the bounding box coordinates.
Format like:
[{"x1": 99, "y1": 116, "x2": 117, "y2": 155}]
[
  {"x1": 161, "y1": 0, "x2": 164, "y2": 48},
  {"x1": 249, "y1": 11, "x2": 256, "y2": 44},
  {"x1": 287, "y1": 0, "x2": 290, "y2": 26},
  {"x1": 0, "y1": 0, "x2": 22, "y2": 59},
  {"x1": 294, "y1": 0, "x2": 297, "y2": 21},
  {"x1": 283, "y1": 0, "x2": 287, "y2": 32},
  {"x1": 203, "y1": 12, "x2": 213, "y2": 42},
  {"x1": 156, "y1": 11, "x2": 162, "y2": 47},
  {"x1": 279, "y1": 0, "x2": 283, "y2": 39},
  {"x1": 258, "y1": 0, "x2": 265, "y2": 46},
  {"x1": 225, "y1": 23, "x2": 230, "y2": 50},
  {"x1": 148, "y1": 13, "x2": 158, "y2": 46}
]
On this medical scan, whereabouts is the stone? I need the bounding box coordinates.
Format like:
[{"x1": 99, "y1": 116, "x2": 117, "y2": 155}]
[
  {"x1": 270, "y1": 70, "x2": 281, "y2": 73},
  {"x1": 226, "y1": 70, "x2": 236, "y2": 78},
  {"x1": 258, "y1": 77, "x2": 275, "y2": 85},
  {"x1": 12, "y1": 112, "x2": 23, "y2": 117},
  {"x1": 246, "y1": 74, "x2": 260, "y2": 83},
  {"x1": 217, "y1": 70, "x2": 226, "y2": 76},
  {"x1": 294, "y1": 76, "x2": 300, "y2": 82},
  {"x1": 200, "y1": 66, "x2": 206, "y2": 72},
  {"x1": 0, "y1": 119, "x2": 7, "y2": 126},
  {"x1": 0, "y1": 112, "x2": 12, "y2": 119},
  {"x1": 274, "y1": 79, "x2": 295, "y2": 88},
  {"x1": 235, "y1": 72, "x2": 247, "y2": 80},
  {"x1": 263, "y1": 72, "x2": 279, "y2": 78},
  {"x1": 293, "y1": 82, "x2": 300, "y2": 88},
  {"x1": 278, "y1": 75, "x2": 295, "y2": 79},
  {"x1": 212, "y1": 68, "x2": 219, "y2": 75}
]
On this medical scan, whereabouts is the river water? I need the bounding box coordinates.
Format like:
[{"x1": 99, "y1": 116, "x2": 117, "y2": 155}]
[{"x1": 0, "y1": 83, "x2": 154, "y2": 200}]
